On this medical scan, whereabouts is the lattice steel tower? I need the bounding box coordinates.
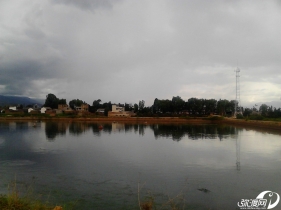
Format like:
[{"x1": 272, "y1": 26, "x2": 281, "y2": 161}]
[{"x1": 234, "y1": 67, "x2": 242, "y2": 117}]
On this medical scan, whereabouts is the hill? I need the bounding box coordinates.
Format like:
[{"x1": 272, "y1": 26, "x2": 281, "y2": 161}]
[{"x1": 0, "y1": 95, "x2": 44, "y2": 106}]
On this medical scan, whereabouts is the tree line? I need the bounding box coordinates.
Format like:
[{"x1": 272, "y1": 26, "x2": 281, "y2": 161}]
[{"x1": 42, "y1": 93, "x2": 281, "y2": 118}]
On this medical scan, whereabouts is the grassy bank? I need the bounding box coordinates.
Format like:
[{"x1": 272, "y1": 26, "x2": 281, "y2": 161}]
[{"x1": 0, "y1": 187, "x2": 62, "y2": 210}]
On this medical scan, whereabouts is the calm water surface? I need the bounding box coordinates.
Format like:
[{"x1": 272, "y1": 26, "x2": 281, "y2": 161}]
[{"x1": 0, "y1": 121, "x2": 280, "y2": 210}]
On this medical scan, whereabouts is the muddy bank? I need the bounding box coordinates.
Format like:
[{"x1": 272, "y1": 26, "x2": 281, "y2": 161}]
[
  {"x1": 1, "y1": 116, "x2": 281, "y2": 131},
  {"x1": 0, "y1": 116, "x2": 212, "y2": 124}
]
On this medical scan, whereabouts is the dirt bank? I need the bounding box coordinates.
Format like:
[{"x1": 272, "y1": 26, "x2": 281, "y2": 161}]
[
  {"x1": 0, "y1": 116, "x2": 211, "y2": 124},
  {"x1": 1, "y1": 116, "x2": 281, "y2": 131}
]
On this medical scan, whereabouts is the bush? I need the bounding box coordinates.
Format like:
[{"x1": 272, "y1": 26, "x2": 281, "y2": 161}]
[
  {"x1": 249, "y1": 114, "x2": 264, "y2": 120},
  {"x1": 236, "y1": 114, "x2": 244, "y2": 119}
]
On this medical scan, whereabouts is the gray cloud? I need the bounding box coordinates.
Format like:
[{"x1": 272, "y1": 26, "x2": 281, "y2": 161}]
[
  {"x1": 0, "y1": 0, "x2": 281, "y2": 107},
  {"x1": 51, "y1": 0, "x2": 121, "y2": 11}
]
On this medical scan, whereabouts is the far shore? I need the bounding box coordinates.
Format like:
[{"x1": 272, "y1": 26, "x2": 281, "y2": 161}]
[{"x1": 1, "y1": 116, "x2": 281, "y2": 131}]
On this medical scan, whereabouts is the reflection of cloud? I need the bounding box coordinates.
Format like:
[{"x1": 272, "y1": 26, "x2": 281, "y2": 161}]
[
  {"x1": 0, "y1": 160, "x2": 35, "y2": 166},
  {"x1": 239, "y1": 130, "x2": 281, "y2": 157},
  {"x1": 0, "y1": 137, "x2": 4, "y2": 145}
]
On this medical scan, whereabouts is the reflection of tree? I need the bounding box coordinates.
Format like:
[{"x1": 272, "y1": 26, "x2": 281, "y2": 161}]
[
  {"x1": 153, "y1": 125, "x2": 186, "y2": 141},
  {"x1": 125, "y1": 124, "x2": 133, "y2": 133},
  {"x1": 152, "y1": 124, "x2": 238, "y2": 141},
  {"x1": 103, "y1": 124, "x2": 112, "y2": 133},
  {"x1": 90, "y1": 123, "x2": 101, "y2": 136},
  {"x1": 89, "y1": 123, "x2": 112, "y2": 135},
  {"x1": 45, "y1": 122, "x2": 67, "y2": 140},
  {"x1": 139, "y1": 124, "x2": 145, "y2": 136},
  {"x1": 16, "y1": 122, "x2": 28, "y2": 130},
  {"x1": 69, "y1": 122, "x2": 90, "y2": 136},
  {"x1": 133, "y1": 124, "x2": 138, "y2": 133}
]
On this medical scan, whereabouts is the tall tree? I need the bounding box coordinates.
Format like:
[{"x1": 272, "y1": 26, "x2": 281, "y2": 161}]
[
  {"x1": 259, "y1": 104, "x2": 269, "y2": 116},
  {"x1": 58, "y1": 99, "x2": 66, "y2": 105},
  {"x1": 92, "y1": 99, "x2": 102, "y2": 112},
  {"x1": 44, "y1": 93, "x2": 59, "y2": 109},
  {"x1": 139, "y1": 100, "x2": 145, "y2": 111},
  {"x1": 134, "y1": 103, "x2": 139, "y2": 113},
  {"x1": 69, "y1": 99, "x2": 84, "y2": 109},
  {"x1": 172, "y1": 96, "x2": 185, "y2": 113}
]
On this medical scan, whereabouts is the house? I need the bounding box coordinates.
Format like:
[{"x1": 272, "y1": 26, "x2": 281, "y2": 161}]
[
  {"x1": 29, "y1": 110, "x2": 40, "y2": 114},
  {"x1": 58, "y1": 104, "x2": 69, "y2": 110},
  {"x1": 75, "y1": 104, "x2": 89, "y2": 112},
  {"x1": 58, "y1": 104, "x2": 73, "y2": 113},
  {"x1": 108, "y1": 105, "x2": 134, "y2": 117},
  {"x1": 112, "y1": 105, "x2": 124, "y2": 112},
  {"x1": 9, "y1": 106, "x2": 17, "y2": 111},
  {"x1": 41, "y1": 107, "x2": 52, "y2": 114},
  {"x1": 28, "y1": 108, "x2": 34, "y2": 113},
  {"x1": 96, "y1": 109, "x2": 105, "y2": 115}
]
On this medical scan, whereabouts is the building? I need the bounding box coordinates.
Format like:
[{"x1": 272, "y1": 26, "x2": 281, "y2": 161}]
[
  {"x1": 75, "y1": 104, "x2": 89, "y2": 112},
  {"x1": 96, "y1": 109, "x2": 105, "y2": 115},
  {"x1": 112, "y1": 105, "x2": 125, "y2": 112},
  {"x1": 108, "y1": 105, "x2": 134, "y2": 117},
  {"x1": 41, "y1": 107, "x2": 52, "y2": 114},
  {"x1": 9, "y1": 106, "x2": 17, "y2": 111},
  {"x1": 58, "y1": 104, "x2": 69, "y2": 110}
]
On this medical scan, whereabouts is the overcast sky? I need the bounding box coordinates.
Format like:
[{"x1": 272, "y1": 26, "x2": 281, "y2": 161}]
[{"x1": 0, "y1": 0, "x2": 281, "y2": 107}]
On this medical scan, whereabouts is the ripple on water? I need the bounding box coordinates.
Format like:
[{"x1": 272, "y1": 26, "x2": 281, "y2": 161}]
[{"x1": 0, "y1": 160, "x2": 35, "y2": 166}]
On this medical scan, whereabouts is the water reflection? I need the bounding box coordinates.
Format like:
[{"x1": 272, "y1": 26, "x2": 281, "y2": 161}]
[
  {"x1": 43, "y1": 122, "x2": 239, "y2": 142},
  {"x1": 0, "y1": 121, "x2": 281, "y2": 210},
  {"x1": 45, "y1": 122, "x2": 67, "y2": 140}
]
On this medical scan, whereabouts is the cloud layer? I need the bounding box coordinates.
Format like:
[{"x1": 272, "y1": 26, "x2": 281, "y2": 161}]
[{"x1": 1, "y1": 0, "x2": 281, "y2": 107}]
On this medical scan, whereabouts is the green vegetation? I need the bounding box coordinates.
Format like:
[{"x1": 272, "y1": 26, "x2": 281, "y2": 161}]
[
  {"x1": 44, "y1": 94, "x2": 66, "y2": 109},
  {"x1": 0, "y1": 182, "x2": 62, "y2": 210},
  {"x1": 2, "y1": 93, "x2": 281, "y2": 121},
  {"x1": 204, "y1": 115, "x2": 224, "y2": 121}
]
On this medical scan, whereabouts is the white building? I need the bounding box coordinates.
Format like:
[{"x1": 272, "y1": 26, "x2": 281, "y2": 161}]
[
  {"x1": 40, "y1": 107, "x2": 52, "y2": 114},
  {"x1": 9, "y1": 106, "x2": 17, "y2": 111},
  {"x1": 112, "y1": 105, "x2": 125, "y2": 112}
]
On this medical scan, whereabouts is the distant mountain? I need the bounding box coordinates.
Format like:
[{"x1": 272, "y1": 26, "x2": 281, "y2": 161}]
[{"x1": 0, "y1": 95, "x2": 44, "y2": 106}]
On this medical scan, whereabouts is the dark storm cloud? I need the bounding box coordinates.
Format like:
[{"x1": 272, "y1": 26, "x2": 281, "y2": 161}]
[
  {"x1": 51, "y1": 0, "x2": 121, "y2": 11},
  {"x1": 0, "y1": 0, "x2": 281, "y2": 106},
  {"x1": 0, "y1": 58, "x2": 61, "y2": 95}
]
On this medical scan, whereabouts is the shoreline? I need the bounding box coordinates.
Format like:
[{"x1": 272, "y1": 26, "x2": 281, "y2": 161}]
[{"x1": 1, "y1": 116, "x2": 281, "y2": 131}]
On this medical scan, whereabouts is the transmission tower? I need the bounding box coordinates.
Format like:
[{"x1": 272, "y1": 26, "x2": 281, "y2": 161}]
[{"x1": 234, "y1": 67, "x2": 242, "y2": 117}]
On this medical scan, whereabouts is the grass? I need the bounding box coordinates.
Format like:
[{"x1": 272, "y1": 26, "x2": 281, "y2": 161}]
[
  {"x1": 0, "y1": 181, "x2": 63, "y2": 210},
  {"x1": 203, "y1": 115, "x2": 224, "y2": 121},
  {"x1": 138, "y1": 181, "x2": 188, "y2": 210}
]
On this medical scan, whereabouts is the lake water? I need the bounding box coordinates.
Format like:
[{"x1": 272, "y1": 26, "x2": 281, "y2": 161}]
[{"x1": 0, "y1": 121, "x2": 280, "y2": 210}]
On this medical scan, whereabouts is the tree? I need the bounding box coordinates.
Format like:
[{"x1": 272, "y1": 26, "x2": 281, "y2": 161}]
[
  {"x1": 259, "y1": 104, "x2": 269, "y2": 116},
  {"x1": 69, "y1": 99, "x2": 84, "y2": 109},
  {"x1": 92, "y1": 99, "x2": 102, "y2": 112},
  {"x1": 153, "y1": 98, "x2": 159, "y2": 113},
  {"x1": 243, "y1": 108, "x2": 252, "y2": 116},
  {"x1": 139, "y1": 100, "x2": 145, "y2": 111},
  {"x1": 205, "y1": 99, "x2": 217, "y2": 115},
  {"x1": 44, "y1": 93, "x2": 59, "y2": 109},
  {"x1": 58, "y1": 99, "x2": 66, "y2": 105},
  {"x1": 134, "y1": 103, "x2": 139, "y2": 112},
  {"x1": 172, "y1": 96, "x2": 185, "y2": 113}
]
